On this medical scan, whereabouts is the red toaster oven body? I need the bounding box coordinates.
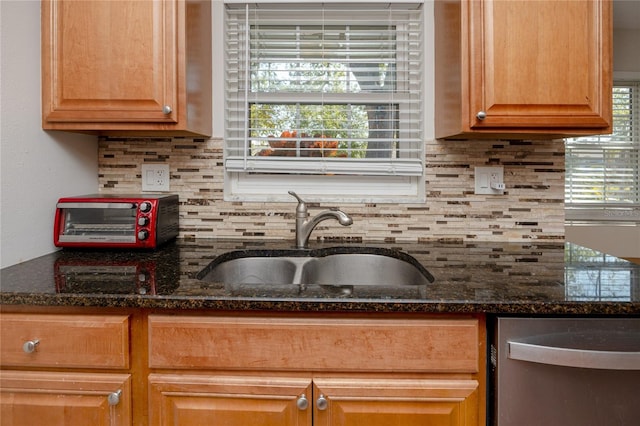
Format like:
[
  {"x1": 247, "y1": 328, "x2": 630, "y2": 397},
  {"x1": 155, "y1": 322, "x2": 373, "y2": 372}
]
[{"x1": 54, "y1": 194, "x2": 179, "y2": 249}]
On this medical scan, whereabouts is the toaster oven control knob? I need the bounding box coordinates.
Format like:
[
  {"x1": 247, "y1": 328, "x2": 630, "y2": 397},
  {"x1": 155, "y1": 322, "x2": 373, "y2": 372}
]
[
  {"x1": 137, "y1": 229, "x2": 149, "y2": 241},
  {"x1": 138, "y1": 216, "x2": 150, "y2": 227},
  {"x1": 139, "y1": 201, "x2": 152, "y2": 213}
]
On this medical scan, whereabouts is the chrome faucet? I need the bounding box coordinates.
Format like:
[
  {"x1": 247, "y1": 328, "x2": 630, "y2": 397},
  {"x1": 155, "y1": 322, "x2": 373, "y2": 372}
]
[{"x1": 288, "y1": 191, "x2": 353, "y2": 249}]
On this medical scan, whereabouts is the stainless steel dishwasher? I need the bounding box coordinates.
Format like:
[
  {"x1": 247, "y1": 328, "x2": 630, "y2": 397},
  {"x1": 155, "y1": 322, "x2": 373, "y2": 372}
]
[{"x1": 490, "y1": 317, "x2": 640, "y2": 426}]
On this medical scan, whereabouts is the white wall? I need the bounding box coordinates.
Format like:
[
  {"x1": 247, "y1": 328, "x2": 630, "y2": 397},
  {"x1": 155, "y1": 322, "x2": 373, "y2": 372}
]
[
  {"x1": 0, "y1": 0, "x2": 98, "y2": 268},
  {"x1": 613, "y1": 29, "x2": 640, "y2": 73}
]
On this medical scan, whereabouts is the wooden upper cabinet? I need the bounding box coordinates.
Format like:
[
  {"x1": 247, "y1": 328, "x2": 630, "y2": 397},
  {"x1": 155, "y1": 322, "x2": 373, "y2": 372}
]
[
  {"x1": 41, "y1": 0, "x2": 212, "y2": 137},
  {"x1": 435, "y1": 0, "x2": 612, "y2": 139}
]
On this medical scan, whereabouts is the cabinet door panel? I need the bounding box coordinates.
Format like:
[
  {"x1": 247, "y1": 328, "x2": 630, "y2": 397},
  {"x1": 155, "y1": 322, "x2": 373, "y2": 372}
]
[
  {"x1": 0, "y1": 370, "x2": 131, "y2": 426},
  {"x1": 42, "y1": 0, "x2": 177, "y2": 123},
  {"x1": 313, "y1": 378, "x2": 479, "y2": 426},
  {"x1": 469, "y1": 0, "x2": 611, "y2": 129},
  {"x1": 148, "y1": 374, "x2": 312, "y2": 426}
]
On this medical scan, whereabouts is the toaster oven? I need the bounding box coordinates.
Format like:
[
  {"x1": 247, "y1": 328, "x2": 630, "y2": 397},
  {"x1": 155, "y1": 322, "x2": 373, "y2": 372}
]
[{"x1": 54, "y1": 194, "x2": 179, "y2": 248}]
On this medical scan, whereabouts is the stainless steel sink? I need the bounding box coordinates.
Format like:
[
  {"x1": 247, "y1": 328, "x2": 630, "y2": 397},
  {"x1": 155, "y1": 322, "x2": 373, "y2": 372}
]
[
  {"x1": 202, "y1": 257, "x2": 302, "y2": 285},
  {"x1": 197, "y1": 248, "x2": 434, "y2": 288},
  {"x1": 300, "y1": 254, "x2": 432, "y2": 286}
]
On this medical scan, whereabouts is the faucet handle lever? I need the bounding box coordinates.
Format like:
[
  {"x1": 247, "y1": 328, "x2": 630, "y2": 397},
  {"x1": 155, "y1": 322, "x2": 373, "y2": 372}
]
[
  {"x1": 288, "y1": 191, "x2": 304, "y2": 203},
  {"x1": 288, "y1": 191, "x2": 307, "y2": 214}
]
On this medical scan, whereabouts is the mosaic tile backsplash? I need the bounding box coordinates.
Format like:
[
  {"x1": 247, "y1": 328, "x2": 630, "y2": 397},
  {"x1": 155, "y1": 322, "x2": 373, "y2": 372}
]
[{"x1": 98, "y1": 137, "x2": 565, "y2": 243}]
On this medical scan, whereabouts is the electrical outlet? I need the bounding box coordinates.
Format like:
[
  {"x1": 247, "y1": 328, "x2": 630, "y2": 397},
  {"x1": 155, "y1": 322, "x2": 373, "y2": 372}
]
[
  {"x1": 141, "y1": 164, "x2": 170, "y2": 192},
  {"x1": 475, "y1": 166, "x2": 504, "y2": 195}
]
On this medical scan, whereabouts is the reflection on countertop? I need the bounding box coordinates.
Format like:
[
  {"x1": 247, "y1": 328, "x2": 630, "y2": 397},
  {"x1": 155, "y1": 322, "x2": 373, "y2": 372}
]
[{"x1": 1, "y1": 239, "x2": 638, "y2": 314}]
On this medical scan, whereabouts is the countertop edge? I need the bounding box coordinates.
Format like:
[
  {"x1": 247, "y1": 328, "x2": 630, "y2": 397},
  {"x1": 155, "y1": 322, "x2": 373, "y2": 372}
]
[{"x1": 2, "y1": 294, "x2": 639, "y2": 315}]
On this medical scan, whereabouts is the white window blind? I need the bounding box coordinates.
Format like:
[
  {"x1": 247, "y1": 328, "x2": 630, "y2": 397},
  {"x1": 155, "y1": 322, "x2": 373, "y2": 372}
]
[
  {"x1": 565, "y1": 82, "x2": 640, "y2": 222},
  {"x1": 224, "y1": 2, "x2": 424, "y2": 179}
]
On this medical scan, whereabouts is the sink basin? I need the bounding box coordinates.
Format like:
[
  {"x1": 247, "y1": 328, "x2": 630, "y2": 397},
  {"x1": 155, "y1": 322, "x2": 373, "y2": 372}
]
[
  {"x1": 300, "y1": 254, "x2": 432, "y2": 286},
  {"x1": 197, "y1": 247, "x2": 434, "y2": 289},
  {"x1": 202, "y1": 257, "x2": 301, "y2": 285}
]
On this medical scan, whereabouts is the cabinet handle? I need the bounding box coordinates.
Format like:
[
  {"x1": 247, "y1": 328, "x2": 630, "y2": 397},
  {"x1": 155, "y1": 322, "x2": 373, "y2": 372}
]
[
  {"x1": 162, "y1": 105, "x2": 172, "y2": 115},
  {"x1": 108, "y1": 389, "x2": 122, "y2": 406},
  {"x1": 22, "y1": 339, "x2": 39, "y2": 354},
  {"x1": 296, "y1": 394, "x2": 309, "y2": 410},
  {"x1": 316, "y1": 394, "x2": 328, "y2": 411},
  {"x1": 476, "y1": 111, "x2": 487, "y2": 121}
]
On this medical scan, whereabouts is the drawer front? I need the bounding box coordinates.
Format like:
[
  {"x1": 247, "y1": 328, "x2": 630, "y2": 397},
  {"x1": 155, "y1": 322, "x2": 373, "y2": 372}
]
[
  {"x1": 149, "y1": 315, "x2": 479, "y2": 373},
  {"x1": 0, "y1": 314, "x2": 130, "y2": 369}
]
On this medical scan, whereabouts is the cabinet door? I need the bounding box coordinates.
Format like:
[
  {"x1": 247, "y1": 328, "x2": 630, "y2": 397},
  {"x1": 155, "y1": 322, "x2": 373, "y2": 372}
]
[
  {"x1": 149, "y1": 374, "x2": 312, "y2": 426},
  {"x1": 0, "y1": 370, "x2": 131, "y2": 426},
  {"x1": 42, "y1": 0, "x2": 177, "y2": 124},
  {"x1": 313, "y1": 378, "x2": 479, "y2": 426},
  {"x1": 468, "y1": 0, "x2": 611, "y2": 131}
]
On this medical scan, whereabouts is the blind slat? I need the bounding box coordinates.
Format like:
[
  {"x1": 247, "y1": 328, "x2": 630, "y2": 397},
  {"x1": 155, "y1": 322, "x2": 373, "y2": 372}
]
[
  {"x1": 566, "y1": 82, "x2": 640, "y2": 214},
  {"x1": 225, "y1": 157, "x2": 424, "y2": 176}
]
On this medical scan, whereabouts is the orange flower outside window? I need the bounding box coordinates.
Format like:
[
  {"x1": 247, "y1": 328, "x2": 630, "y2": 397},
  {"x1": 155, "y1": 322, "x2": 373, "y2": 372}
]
[{"x1": 260, "y1": 131, "x2": 343, "y2": 157}]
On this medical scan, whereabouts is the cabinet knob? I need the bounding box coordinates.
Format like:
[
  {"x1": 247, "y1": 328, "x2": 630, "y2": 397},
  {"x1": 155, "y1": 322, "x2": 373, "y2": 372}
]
[
  {"x1": 296, "y1": 394, "x2": 309, "y2": 410},
  {"x1": 22, "y1": 339, "x2": 39, "y2": 354},
  {"x1": 162, "y1": 105, "x2": 172, "y2": 115},
  {"x1": 476, "y1": 111, "x2": 487, "y2": 121},
  {"x1": 316, "y1": 394, "x2": 328, "y2": 411},
  {"x1": 108, "y1": 389, "x2": 122, "y2": 406}
]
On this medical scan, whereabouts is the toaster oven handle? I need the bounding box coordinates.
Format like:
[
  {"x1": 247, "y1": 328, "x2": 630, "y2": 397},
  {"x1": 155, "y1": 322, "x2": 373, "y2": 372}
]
[{"x1": 56, "y1": 202, "x2": 137, "y2": 209}]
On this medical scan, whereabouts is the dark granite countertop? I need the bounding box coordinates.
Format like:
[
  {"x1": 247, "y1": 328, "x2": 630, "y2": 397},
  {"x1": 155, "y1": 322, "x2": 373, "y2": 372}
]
[{"x1": 1, "y1": 239, "x2": 639, "y2": 314}]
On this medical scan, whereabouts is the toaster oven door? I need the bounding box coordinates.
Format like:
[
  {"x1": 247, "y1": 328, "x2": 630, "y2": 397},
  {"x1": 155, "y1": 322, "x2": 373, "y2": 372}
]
[{"x1": 56, "y1": 202, "x2": 138, "y2": 244}]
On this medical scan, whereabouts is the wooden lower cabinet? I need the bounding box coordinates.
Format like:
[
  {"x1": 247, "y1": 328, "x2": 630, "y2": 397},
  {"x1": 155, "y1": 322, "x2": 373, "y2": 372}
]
[
  {"x1": 0, "y1": 370, "x2": 131, "y2": 426},
  {"x1": 147, "y1": 314, "x2": 485, "y2": 426},
  {"x1": 0, "y1": 312, "x2": 133, "y2": 426},
  {"x1": 1, "y1": 309, "x2": 485, "y2": 426},
  {"x1": 149, "y1": 375, "x2": 312, "y2": 426},
  {"x1": 0, "y1": 313, "x2": 130, "y2": 369},
  {"x1": 147, "y1": 374, "x2": 479, "y2": 426},
  {"x1": 313, "y1": 378, "x2": 479, "y2": 426}
]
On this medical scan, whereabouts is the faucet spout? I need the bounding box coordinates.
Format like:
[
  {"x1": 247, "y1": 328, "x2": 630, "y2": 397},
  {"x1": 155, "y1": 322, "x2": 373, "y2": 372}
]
[{"x1": 288, "y1": 191, "x2": 353, "y2": 249}]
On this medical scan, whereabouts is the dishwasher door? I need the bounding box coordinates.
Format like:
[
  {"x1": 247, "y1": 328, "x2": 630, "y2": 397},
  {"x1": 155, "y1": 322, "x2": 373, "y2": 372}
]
[{"x1": 492, "y1": 317, "x2": 640, "y2": 426}]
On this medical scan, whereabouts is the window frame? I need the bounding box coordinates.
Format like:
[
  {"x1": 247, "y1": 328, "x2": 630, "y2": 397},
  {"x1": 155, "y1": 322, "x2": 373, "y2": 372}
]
[
  {"x1": 222, "y1": 1, "x2": 426, "y2": 203},
  {"x1": 565, "y1": 78, "x2": 640, "y2": 223},
  {"x1": 565, "y1": 243, "x2": 639, "y2": 301}
]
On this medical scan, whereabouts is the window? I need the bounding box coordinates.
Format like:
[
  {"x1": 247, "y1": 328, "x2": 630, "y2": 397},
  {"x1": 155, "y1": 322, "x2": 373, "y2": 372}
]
[
  {"x1": 565, "y1": 81, "x2": 640, "y2": 222},
  {"x1": 224, "y1": 1, "x2": 424, "y2": 202},
  {"x1": 565, "y1": 243, "x2": 638, "y2": 301}
]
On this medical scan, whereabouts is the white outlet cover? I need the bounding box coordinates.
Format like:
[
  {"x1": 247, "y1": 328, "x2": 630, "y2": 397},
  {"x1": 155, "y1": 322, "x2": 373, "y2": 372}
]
[
  {"x1": 474, "y1": 166, "x2": 504, "y2": 195},
  {"x1": 141, "y1": 164, "x2": 170, "y2": 192}
]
